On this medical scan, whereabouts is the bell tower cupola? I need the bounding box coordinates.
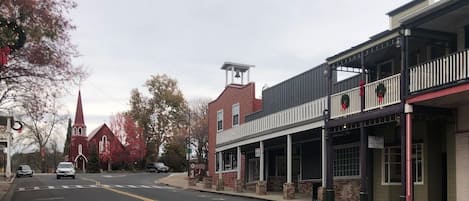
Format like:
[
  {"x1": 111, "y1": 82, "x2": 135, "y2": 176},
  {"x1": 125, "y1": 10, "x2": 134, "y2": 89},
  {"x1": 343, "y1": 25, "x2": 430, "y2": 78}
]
[{"x1": 221, "y1": 62, "x2": 254, "y2": 86}]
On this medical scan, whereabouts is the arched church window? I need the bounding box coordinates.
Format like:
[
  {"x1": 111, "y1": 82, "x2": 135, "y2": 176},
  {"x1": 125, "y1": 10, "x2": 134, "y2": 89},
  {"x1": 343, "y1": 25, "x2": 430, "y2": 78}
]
[
  {"x1": 78, "y1": 144, "x2": 82, "y2": 154},
  {"x1": 78, "y1": 128, "x2": 82, "y2": 135}
]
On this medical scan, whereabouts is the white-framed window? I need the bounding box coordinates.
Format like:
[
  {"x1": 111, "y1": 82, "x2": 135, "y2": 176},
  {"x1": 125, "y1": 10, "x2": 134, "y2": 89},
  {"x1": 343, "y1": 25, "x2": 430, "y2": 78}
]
[
  {"x1": 100, "y1": 135, "x2": 108, "y2": 153},
  {"x1": 78, "y1": 128, "x2": 82, "y2": 135},
  {"x1": 382, "y1": 143, "x2": 424, "y2": 185},
  {"x1": 217, "y1": 110, "x2": 223, "y2": 132},
  {"x1": 248, "y1": 158, "x2": 260, "y2": 182},
  {"x1": 223, "y1": 151, "x2": 237, "y2": 171},
  {"x1": 232, "y1": 103, "x2": 240, "y2": 127},
  {"x1": 78, "y1": 144, "x2": 82, "y2": 154},
  {"x1": 333, "y1": 145, "x2": 360, "y2": 177},
  {"x1": 216, "y1": 152, "x2": 220, "y2": 172}
]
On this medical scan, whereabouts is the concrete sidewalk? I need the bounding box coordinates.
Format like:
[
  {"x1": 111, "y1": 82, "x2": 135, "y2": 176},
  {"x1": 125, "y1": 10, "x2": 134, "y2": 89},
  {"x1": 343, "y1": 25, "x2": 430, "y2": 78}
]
[
  {"x1": 158, "y1": 173, "x2": 311, "y2": 201},
  {"x1": 0, "y1": 176, "x2": 15, "y2": 201}
]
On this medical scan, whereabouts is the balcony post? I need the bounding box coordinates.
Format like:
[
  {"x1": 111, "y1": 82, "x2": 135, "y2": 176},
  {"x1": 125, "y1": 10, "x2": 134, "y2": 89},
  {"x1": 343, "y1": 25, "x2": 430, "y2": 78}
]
[
  {"x1": 400, "y1": 28, "x2": 410, "y2": 201},
  {"x1": 359, "y1": 52, "x2": 369, "y2": 201},
  {"x1": 325, "y1": 63, "x2": 334, "y2": 201},
  {"x1": 405, "y1": 104, "x2": 413, "y2": 201}
]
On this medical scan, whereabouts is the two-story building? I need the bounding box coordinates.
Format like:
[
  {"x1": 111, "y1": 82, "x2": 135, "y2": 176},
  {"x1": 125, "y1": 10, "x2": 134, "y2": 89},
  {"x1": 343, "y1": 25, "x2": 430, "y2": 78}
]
[{"x1": 208, "y1": 1, "x2": 469, "y2": 201}]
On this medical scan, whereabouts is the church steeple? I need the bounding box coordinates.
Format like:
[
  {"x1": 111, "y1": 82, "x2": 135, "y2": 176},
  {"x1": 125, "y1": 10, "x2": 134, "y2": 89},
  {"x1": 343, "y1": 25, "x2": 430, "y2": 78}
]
[{"x1": 73, "y1": 90, "x2": 86, "y2": 136}]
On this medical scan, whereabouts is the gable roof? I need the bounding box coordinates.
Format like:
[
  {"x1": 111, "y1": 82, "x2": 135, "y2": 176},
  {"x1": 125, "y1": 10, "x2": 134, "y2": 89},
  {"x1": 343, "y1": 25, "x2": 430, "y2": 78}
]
[
  {"x1": 87, "y1": 123, "x2": 126, "y2": 151},
  {"x1": 73, "y1": 90, "x2": 85, "y2": 127}
]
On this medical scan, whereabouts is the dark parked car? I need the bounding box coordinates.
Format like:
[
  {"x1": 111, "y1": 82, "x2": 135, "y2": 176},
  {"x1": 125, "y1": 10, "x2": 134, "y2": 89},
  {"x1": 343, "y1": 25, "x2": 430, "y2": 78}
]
[
  {"x1": 146, "y1": 162, "x2": 169, "y2": 173},
  {"x1": 16, "y1": 165, "x2": 33, "y2": 177}
]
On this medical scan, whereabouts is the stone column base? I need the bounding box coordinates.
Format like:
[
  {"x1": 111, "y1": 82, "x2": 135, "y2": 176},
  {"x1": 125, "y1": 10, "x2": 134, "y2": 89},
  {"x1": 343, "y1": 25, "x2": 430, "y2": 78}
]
[
  {"x1": 203, "y1": 177, "x2": 212, "y2": 189},
  {"x1": 188, "y1": 177, "x2": 197, "y2": 186},
  {"x1": 256, "y1": 181, "x2": 267, "y2": 195},
  {"x1": 216, "y1": 178, "x2": 224, "y2": 191},
  {"x1": 317, "y1": 186, "x2": 324, "y2": 201},
  {"x1": 283, "y1": 183, "x2": 295, "y2": 200},
  {"x1": 234, "y1": 179, "x2": 244, "y2": 192}
]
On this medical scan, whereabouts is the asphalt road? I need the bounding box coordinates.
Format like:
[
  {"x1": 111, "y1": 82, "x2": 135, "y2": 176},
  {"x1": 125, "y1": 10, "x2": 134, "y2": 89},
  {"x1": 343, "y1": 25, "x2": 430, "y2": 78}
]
[{"x1": 11, "y1": 173, "x2": 261, "y2": 201}]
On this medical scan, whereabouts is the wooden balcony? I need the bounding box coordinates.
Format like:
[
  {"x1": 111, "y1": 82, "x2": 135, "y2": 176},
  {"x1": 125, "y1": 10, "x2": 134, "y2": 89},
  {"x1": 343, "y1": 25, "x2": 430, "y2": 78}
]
[
  {"x1": 216, "y1": 97, "x2": 327, "y2": 145},
  {"x1": 331, "y1": 74, "x2": 401, "y2": 119},
  {"x1": 410, "y1": 49, "x2": 469, "y2": 93}
]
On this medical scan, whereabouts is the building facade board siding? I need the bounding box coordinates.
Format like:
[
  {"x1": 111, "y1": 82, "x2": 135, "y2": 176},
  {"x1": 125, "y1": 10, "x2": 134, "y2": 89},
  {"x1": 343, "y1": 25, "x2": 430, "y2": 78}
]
[{"x1": 246, "y1": 64, "x2": 328, "y2": 121}]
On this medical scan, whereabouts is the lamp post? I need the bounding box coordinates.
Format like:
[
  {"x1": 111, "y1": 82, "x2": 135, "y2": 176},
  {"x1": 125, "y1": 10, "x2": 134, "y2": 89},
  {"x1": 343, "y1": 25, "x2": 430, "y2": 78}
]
[{"x1": 187, "y1": 111, "x2": 191, "y2": 177}]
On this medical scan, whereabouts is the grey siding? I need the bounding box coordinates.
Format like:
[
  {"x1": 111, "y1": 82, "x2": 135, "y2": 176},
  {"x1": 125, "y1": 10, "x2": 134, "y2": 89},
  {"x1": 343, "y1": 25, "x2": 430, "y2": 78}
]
[
  {"x1": 246, "y1": 64, "x2": 328, "y2": 121},
  {"x1": 246, "y1": 64, "x2": 361, "y2": 121}
]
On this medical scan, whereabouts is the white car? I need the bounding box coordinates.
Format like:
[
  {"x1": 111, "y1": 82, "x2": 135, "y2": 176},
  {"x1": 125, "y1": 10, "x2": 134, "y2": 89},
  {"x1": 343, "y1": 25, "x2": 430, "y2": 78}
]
[{"x1": 56, "y1": 162, "x2": 75, "y2": 179}]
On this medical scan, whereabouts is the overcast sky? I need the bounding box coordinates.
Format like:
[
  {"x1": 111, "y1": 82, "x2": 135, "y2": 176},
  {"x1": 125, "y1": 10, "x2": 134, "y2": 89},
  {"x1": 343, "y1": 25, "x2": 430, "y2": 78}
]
[{"x1": 63, "y1": 0, "x2": 411, "y2": 132}]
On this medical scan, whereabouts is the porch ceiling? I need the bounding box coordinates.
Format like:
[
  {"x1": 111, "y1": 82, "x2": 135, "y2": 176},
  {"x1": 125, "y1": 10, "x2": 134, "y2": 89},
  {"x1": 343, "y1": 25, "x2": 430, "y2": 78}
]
[
  {"x1": 418, "y1": 3, "x2": 469, "y2": 33},
  {"x1": 413, "y1": 90, "x2": 469, "y2": 108}
]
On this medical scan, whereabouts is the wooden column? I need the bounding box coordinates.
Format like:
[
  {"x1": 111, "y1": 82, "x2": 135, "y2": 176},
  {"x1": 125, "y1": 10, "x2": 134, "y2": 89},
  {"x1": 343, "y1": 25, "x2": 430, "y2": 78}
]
[{"x1": 260, "y1": 141, "x2": 264, "y2": 181}]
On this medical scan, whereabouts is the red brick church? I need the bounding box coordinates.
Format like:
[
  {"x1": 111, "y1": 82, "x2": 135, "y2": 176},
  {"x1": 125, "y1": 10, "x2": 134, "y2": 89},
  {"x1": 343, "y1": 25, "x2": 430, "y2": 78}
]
[{"x1": 68, "y1": 91, "x2": 127, "y2": 172}]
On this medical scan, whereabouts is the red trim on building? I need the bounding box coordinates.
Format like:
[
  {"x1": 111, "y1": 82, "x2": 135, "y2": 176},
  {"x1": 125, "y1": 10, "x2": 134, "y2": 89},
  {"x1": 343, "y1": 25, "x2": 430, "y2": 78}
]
[{"x1": 407, "y1": 83, "x2": 469, "y2": 104}]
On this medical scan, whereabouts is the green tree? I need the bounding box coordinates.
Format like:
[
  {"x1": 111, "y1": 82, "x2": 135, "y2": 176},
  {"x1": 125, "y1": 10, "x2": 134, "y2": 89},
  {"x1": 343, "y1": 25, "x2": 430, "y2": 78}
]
[
  {"x1": 87, "y1": 146, "x2": 100, "y2": 173},
  {"x1": 160, "y1": 133, "x2": 187, "y2": 172},
  {"x1": 63, "y1": 118, "x2": 72, "y2": 159},
  {"x1": 129, "y1": 74, "x2": 188, "y2": 162}
]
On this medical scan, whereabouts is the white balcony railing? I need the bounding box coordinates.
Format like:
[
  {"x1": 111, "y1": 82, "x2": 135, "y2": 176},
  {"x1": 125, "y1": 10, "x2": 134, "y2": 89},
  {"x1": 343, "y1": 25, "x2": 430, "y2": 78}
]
[
  {"x1": 216, "y1": 97, "x2": 327, "y2": 145},
  {"x1": 330, "y1": 87, "x2": 361, "y2": 119},
  {"x1": 410, "y1": 49, "x2": 469, "y2": 93},
  {"x1": 365, "y1": 73, "x2": 401, "y2": 111},
  {"x1": 331, "y1": 74, "x2": 401, "y2": 119}
]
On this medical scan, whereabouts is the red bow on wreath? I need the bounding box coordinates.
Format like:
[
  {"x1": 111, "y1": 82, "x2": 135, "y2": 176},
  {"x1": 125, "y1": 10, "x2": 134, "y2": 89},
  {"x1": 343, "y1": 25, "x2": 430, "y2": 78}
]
[
  {"x1": 0, "y1": 46, "x2": 11, "y2": 66},
  {"x1": 359, "y1": 80, "x2": 365, "y2": 96}
]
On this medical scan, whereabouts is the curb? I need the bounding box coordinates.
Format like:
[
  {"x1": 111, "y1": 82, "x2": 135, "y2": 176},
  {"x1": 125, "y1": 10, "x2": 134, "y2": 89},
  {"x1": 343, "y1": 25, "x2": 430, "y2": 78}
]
[
  {"x1": 1, "y1": 177, "x2": 16, "y2": 201},
  {"x1": 157, "y1": 175, "x2": 274, "y2": 201},
  {"x1": 188, "y1": 187, "x2": 275, "y2": 201}
]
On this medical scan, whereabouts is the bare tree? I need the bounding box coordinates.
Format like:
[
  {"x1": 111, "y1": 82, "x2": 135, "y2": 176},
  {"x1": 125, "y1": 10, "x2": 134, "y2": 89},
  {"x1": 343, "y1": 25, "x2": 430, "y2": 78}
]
[
  {"x1": 17, "y1": 90, "x2": 67, "y2": 172},
  {"x1": 189, "y1": 98, "x2": 209, "y2": 165}
]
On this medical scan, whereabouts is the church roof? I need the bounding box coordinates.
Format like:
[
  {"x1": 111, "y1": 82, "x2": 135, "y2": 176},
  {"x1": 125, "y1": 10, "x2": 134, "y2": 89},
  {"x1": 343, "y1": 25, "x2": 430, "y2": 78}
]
[
  {"x1": 87, "y1": 124, "x2": 104, "y2": 141},
  {"x1": 73, "y1": 90, "x2": 86, "y2": 127}
]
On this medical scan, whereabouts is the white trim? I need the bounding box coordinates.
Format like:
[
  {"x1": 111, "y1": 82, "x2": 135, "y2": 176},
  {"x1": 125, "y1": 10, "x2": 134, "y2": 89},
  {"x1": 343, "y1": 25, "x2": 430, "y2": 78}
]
[
  {"x1": 215, "y1": 169, "x2": 238, "y2": 174},
  {"x1": 381, "y1": 143, "x2": 424, "y2": 185},
  {"x1": 74, "y1": 153, "x2": 88, "y2": 163},
  {"x1": 216, "y1": 120, "x2": 324, "y2": 152},
  {"x1": 232, "y1": 103, "x2": 240, "y2": 127},
  {"x1": 217, "y1": 109, "x2": 224, "y2": 132}
]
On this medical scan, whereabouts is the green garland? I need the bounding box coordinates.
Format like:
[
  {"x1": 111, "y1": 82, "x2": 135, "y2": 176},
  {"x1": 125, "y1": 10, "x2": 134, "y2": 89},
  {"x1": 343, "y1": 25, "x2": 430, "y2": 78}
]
[
  {"x1": 340, "y1": 94, "x2": 350, "y2": 110},
  {"x1": 375, "y1": 83, "x2": 386, "y2": 97},
  {"x1": 375, "y1": 83, "x2": 386, "y2": 103}
]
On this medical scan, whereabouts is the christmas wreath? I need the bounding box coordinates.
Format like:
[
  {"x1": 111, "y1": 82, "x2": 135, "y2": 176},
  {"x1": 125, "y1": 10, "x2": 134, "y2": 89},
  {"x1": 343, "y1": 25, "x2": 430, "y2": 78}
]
[
  {"x1": 0, "y1": 17, "x2": 26, "y2": 66},
  {"x1": 375, "y1": 83, "x2": 386, "y2": 104},
  {"x1": 340, "y1": 94, "x2": 350, "y2": 110}
]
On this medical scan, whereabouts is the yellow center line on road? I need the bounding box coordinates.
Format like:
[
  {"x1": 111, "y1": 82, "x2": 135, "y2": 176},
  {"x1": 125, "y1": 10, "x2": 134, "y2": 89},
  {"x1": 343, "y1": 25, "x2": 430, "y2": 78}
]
[{"x1": 80, "y1": 177, "x2": 156, "y2": 201}]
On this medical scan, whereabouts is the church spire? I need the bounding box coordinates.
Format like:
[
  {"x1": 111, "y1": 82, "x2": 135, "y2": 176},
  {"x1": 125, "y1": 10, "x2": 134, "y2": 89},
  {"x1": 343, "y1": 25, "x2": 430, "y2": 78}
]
[{"x1": 73, "y1": 90, "x2": 85, "y2": 128}]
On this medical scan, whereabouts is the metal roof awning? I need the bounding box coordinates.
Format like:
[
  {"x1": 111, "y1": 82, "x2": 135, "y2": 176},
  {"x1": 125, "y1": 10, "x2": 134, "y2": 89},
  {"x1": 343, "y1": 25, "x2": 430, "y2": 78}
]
[{"x1": 327, "y1": 30, "x2": 400, "y2": 68}]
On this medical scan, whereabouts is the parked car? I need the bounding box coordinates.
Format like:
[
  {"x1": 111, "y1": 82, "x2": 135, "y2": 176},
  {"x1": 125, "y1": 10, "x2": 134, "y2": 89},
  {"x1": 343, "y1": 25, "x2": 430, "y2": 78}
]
[
  {"x1": 16, "y1": 165, "x2": 33, "y2": 177},
  {"x1": 56, "y1": 162, "x2": 75, "y2": 179},
  {"x1": 146, "y1": 162, "x2": 169, "y2": 173}
]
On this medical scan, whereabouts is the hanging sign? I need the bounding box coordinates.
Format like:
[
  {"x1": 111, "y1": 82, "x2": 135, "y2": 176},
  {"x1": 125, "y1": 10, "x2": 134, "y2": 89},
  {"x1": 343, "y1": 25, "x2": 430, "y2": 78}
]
[
  {"x1": 255, "y1": 148, "x2": 261, "y2": 157},
  {"x1": 368, "y1": 136, "x2": 384, "y2": 149}
]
